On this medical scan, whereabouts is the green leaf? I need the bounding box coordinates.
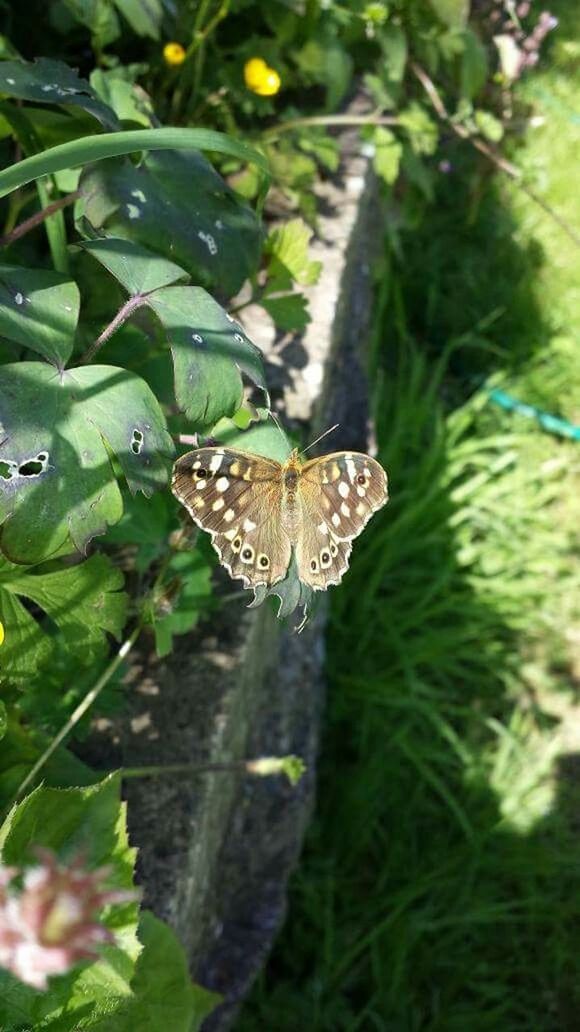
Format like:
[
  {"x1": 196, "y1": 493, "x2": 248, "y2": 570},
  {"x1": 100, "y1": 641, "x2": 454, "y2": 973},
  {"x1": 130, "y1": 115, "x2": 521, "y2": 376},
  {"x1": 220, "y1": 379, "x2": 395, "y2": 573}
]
[
  {"x1": 474, "y1": 109, "x2": 504, "y2": 143},
  {"x1": 0, "y1": 701, "x2": 6, "y2": 740},
  {"x1": 372, "y1": 127, "x2": 403, "y2": 185},
  {"x1": 261, "y1": 293, "x2": 310, "y2": 332},
  {"x1": 0, "y1": 128, "x2": 270, "y2": 214},
  {"x1": 0, "y1": 265, "x2": 79, "y2": 367},
  {"x1": 0, "y1": 362, "x2": 173, "y2": 564},
  {"x1": 77, "y1": 149, "x2": 263, "y2": 297},
  {"x1": 381, "y1": 23, "x2": 408, "y2": 84},
  {"x1": 104, "y1": 490, "x2": 172, "y2": 573},
  {"x1": 298, "y1": 131, "x2": 340, "y2": 172},
  {"x1": 460, "y1": 29, "x2": 489, "y2": 101},
  {"x1": 147, "y1": 287, "x2": 267, "y2": 429},
  {"x1": 427, "y1": 0, "x2": 468, "y2": 29},
  {"x1": 153, "y1": 550, "x2": 213, "y2": 658},
  {"x1": 0, "y1": 553, "x2": 127, "y2": 683},
  {"x1": 90, "y1": 69, "x2": 155, "y2": 127},
  {"x1": 112, "y1": 0, "x2": 163, "y2": 39},
  {"x1": 265, "y1": 218, "x2": 321, "y2": 290},
  {"x1": 398, "y1": 103, "x2": 439, "y2": 156},
  {"x1": 86, "y1": 912, "x2": 219, "y2": 1032},
  {"x1": 82, "y1": 238, "x2": 189, "y2": 296},
  {"x1": 0, "y1": 57, "x2": 119, "y2": 130},
  {"x1": 63, "y1": 0, "x2": 121, "y2": 48}
]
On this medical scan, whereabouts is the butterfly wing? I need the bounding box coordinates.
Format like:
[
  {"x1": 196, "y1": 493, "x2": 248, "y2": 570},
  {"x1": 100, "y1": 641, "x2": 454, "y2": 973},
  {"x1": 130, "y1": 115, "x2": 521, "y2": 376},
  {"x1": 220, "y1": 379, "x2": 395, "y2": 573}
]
[
  {"x1": 171, "y1": 447, "x2": 291, "y2": 588},
  {"x1": 295, "y1": 451, "x2": 388, "y2": 588}
]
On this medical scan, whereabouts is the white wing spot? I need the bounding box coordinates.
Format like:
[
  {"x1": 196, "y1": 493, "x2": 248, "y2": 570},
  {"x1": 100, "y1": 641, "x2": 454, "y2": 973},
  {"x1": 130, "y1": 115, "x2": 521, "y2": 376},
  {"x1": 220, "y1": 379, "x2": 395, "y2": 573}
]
[
  {"x1": 212, "y1": 498, "x2": 225, "y2": 511},
  {"x1": 357, "y1": 486, "x2": 366, "y2": 497},
  {"x1": 209, "y1": 453, "x2": 224, "y2": 473},
  {"x1": 331, "y1": 513, "x2": 341, "y2": 528},
  {"x1": 224, "y1": 508, "x2": 235, "y2": 522},
  {"x1": 224, "y1": 528, "x2": 237, "y2": 541},
  {"x1": 345, "y1": 458, "x2": 357, "y2": 482},
  {"x1": 196, "y1": 479, "x2": 207, "y2": 490},
  {"x1": 356, "y1": 502, "x2": 365, "y2": 516},
  {"x1": 338, "y1": 481, "x2": 350, "y2": 499},
  {"x1": 243, "y1": 518, "x2": 256, "y2": 532},
  {"x1": 216, "y1": 476, "x2": 229, "y2": 492},
  {"x1": 317, "y1": 522, "x2": 328, "y2": 535},
  {"x1": 340, "y1": 502, "x2": 351, "y2": 517}
]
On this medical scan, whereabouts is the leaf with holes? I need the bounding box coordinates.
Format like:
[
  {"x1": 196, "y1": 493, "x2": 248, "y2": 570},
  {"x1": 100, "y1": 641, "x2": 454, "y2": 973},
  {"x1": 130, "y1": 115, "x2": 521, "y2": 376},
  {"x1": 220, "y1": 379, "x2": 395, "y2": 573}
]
[
  {"x1": 0, "y1": 362, "x2": 173, "y2": 564},
  {"x1": 0, "y1": 265, "x2": 80, "y2": 367},
  {"x1": 0, "y1": 553, "x2": 127, "y2": 683},
  {"x1": 76, "y1": 149, "x2": 262, "y2": 297},
  {"x1": 82, "y1": 237, "x2": 189, "y2": 296},
  {"x1": 147, "y1": 287, "x2": 267, "y2": 429},
  {"x1": 0, "y1": 57, "x2": 119, "y2": 130}
]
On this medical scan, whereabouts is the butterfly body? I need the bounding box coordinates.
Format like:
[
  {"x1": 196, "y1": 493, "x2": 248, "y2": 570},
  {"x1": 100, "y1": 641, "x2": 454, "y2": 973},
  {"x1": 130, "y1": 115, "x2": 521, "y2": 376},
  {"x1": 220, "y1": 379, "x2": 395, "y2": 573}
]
[{"x1": 172, "y1": 444, "x2": 388, "y2": 592}]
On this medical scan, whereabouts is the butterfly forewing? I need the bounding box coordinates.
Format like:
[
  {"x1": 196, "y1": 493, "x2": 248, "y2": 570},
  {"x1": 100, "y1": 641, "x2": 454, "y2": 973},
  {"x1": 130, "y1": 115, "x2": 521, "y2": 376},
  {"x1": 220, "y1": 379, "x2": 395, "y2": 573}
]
[
  {"x1": 171, "y1": 447, "x2": 290, "y2": 588},
  {"x1": 300, "y1": 452, "x2": 388, "y2": 543}
]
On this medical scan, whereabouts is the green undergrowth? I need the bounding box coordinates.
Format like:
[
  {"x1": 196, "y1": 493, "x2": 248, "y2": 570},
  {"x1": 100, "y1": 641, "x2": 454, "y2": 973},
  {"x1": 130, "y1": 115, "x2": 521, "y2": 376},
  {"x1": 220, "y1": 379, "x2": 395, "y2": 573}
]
[{"x1": 239, "y1": 5, "x2": 580, "y2": 1029}]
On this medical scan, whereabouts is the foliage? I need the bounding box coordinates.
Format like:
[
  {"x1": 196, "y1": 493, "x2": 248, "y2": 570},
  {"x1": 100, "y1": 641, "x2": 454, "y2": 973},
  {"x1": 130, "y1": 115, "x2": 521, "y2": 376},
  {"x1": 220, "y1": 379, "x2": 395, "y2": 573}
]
[{"x1": 0, "y1": 0, "x2": 570, "y2": 1020}]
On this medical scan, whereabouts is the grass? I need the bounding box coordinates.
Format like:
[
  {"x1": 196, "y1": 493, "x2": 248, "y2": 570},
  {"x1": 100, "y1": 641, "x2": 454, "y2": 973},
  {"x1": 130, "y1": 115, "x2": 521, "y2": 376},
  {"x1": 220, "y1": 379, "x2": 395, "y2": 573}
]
[{"x1": 239, "y1": 6, "x2": 580, "y2": 1030}]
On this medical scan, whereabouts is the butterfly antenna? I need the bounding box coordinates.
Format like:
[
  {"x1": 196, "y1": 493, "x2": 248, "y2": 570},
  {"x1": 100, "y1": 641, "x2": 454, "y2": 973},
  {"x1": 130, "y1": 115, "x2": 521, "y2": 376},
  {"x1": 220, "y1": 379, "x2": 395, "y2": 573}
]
[
  {"x1": 300, "y1": 424, "x2": 340, "y2": 457},
  {"x1": 268, "y1": 409, "x2": 289, "y2": 447}
]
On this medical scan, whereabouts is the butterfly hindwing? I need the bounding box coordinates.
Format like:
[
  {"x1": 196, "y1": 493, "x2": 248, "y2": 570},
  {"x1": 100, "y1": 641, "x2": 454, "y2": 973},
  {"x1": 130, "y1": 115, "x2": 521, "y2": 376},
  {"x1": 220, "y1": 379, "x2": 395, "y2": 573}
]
[{"x1": 171, "y1": 447, "x2": 289, "y2": 588}]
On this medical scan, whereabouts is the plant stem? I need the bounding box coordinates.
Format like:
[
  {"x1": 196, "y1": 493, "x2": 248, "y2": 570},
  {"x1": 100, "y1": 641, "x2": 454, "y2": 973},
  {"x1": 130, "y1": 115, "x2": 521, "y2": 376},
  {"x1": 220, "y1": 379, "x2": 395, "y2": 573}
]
[
  {"x1": 119, "y1": 761, "x2": 250, "y2": 778},
  {"x1": 81, "y1": 294, "x2": 150, "y2": 364},
  {"x1": 262, "y1": 112, "x2": 399, "y2": 140},
  {"x1": 14, "y1": 624, "x2": 143, "y2": 802},
  {"x1": 0, "y1": 190, "x2": 80, "y2": 248},
  {"x1": 410, "y1": 61, "x2": 580, "y2": 250}
]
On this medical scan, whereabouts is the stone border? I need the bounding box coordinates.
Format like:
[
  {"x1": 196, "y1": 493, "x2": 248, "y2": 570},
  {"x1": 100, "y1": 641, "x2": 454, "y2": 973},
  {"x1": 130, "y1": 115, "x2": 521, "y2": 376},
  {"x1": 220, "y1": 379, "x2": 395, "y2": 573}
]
[{"x1": 82, "y1": 116, "x2": 382, "y2": 1030}]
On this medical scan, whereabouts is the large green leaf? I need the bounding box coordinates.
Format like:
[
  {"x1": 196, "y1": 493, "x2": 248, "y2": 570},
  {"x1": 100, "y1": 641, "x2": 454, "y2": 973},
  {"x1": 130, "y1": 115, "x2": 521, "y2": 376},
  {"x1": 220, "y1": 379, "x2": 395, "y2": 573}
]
[
  {"x1": 0, "y1": 265, "x2": 79, "y2": 367},
  {"x1": 63, "y1": 0, "x2": 121, "y2": 49},
  {"x1": 0, "y1": 362, "x2": 173, "y2": 564},
  {"x1": 153, "y1": 549, "x2": 213, "y2": 658},
  {"x1": 77, "y1": 149, "x2": 263, "y2": 296},
  {"x1": 147, "y1": 287, "x2": 267, "y2": 429},
  {"x1": 82, "y1": 237, "x2": 189, "y2": 296},
  {"x1": 0, "y1": 58, "x2": 119, "y2": 130},
  {"x1": 0, "y1": 553, "x2": 127, "y2": 683}
]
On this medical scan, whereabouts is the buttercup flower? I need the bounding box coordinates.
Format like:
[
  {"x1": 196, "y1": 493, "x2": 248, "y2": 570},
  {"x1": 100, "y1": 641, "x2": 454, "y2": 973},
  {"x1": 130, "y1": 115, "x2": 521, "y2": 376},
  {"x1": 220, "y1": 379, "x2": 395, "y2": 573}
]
[
  {"x1": 244, "y1": 57, "x2": 281, "y2": 97},
  {"x1": 163, "y1": 42, "x2": 186, "y2": 67},
  {"x1": 0, "y1": 850, "x2": 136, "y2": 989}
]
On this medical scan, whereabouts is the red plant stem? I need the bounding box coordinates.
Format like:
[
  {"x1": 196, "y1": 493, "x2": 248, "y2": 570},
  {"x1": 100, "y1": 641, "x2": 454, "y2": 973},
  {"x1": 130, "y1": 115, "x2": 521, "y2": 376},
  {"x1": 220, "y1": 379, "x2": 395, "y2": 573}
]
[
  {"x1": 0, "y1": 190, "x2": 80, "y2": 248},
  {"x1": 81, "y1": 294, "x2": 150, "y2": 364}
]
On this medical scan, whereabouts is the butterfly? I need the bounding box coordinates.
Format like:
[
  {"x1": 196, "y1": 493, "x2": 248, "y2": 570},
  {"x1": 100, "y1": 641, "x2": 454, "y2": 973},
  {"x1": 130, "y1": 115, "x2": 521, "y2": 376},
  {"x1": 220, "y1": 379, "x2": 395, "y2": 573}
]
[{"x1": 171, "y1": 445, "x2": 388, "y2": 592}]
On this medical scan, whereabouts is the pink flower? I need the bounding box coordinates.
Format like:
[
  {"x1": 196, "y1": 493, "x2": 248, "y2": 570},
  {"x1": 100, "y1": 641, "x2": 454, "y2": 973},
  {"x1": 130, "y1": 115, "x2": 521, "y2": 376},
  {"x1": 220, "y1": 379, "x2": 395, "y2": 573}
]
[{"x1": 0, "y1": 849, "x2": 137, "y2": 989}]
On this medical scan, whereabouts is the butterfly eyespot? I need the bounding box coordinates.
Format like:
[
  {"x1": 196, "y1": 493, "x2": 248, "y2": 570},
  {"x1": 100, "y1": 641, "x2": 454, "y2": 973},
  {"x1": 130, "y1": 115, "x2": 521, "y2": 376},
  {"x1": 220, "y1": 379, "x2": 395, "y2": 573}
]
[
  {"x1": 194, "y1": 468, "x2": 208, "y2": 479},
  {"x1": 310, "y1": 559, "x2": 319, "y2": 573},
  {"x1": 241, "y1": 546, "x2": 254, "y2": 563},
  {"x1": 232, "y1": 536, "x2": 242, "y2": 551},
  {"x1": 258, "y1": 554, "x2": 270, "y2": 569},
  {"x1": 330, "y1": 543, "x2": 338, "y2": 556},
  {"x1": 356, "y1": 473, "x2": 366, "y2": 485},
  {"x1": 320, "y1": 550, "x2": 331, "y2": 568}
]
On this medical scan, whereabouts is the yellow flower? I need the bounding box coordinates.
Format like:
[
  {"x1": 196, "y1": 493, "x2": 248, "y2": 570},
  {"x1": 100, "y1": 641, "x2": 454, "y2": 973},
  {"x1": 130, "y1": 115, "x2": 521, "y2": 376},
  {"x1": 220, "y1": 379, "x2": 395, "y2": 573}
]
[
  {"x1": 0, "y1": 621, "x2": 4, "y2": 646},
  {"x1": 163, "y1": 42, "x2": 186, "y2": 67},
  {"x1": 244, "y1": 57, "x2": 281, "y2": 97}
]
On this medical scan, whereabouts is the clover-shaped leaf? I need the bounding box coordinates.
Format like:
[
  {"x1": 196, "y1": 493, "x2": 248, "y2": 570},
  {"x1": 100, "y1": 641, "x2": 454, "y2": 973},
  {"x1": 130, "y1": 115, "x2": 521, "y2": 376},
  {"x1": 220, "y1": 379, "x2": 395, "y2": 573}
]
[
  {"x1": 82, "y1": 237, "x2": 189, "y2": 296},
  {"x1": 0, "y1": 58, "x2": 119, "y2": 130},
  {"x1": 77, "y1": 149, "x2": 263, "y2": 296},
  {"x1": 0, "y1": 553, "x2": 127, "y2": 684},
  {"x1": 148, "y1": 287, "x2": 267, "y2": 429},
  {"x1": 0, "y1": 265, "x2": 80, "y2": 367},
  {"x1": 0, "y1": 362, "x2": 173, "y2": 564}
]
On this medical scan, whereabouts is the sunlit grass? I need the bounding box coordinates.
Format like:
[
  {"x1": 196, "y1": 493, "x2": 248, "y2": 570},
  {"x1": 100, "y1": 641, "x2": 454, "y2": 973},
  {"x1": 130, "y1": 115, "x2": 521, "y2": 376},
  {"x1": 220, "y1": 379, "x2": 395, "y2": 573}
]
[{"x1": 239, "y1": 4, "x2": 580, "y2": 1027}]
